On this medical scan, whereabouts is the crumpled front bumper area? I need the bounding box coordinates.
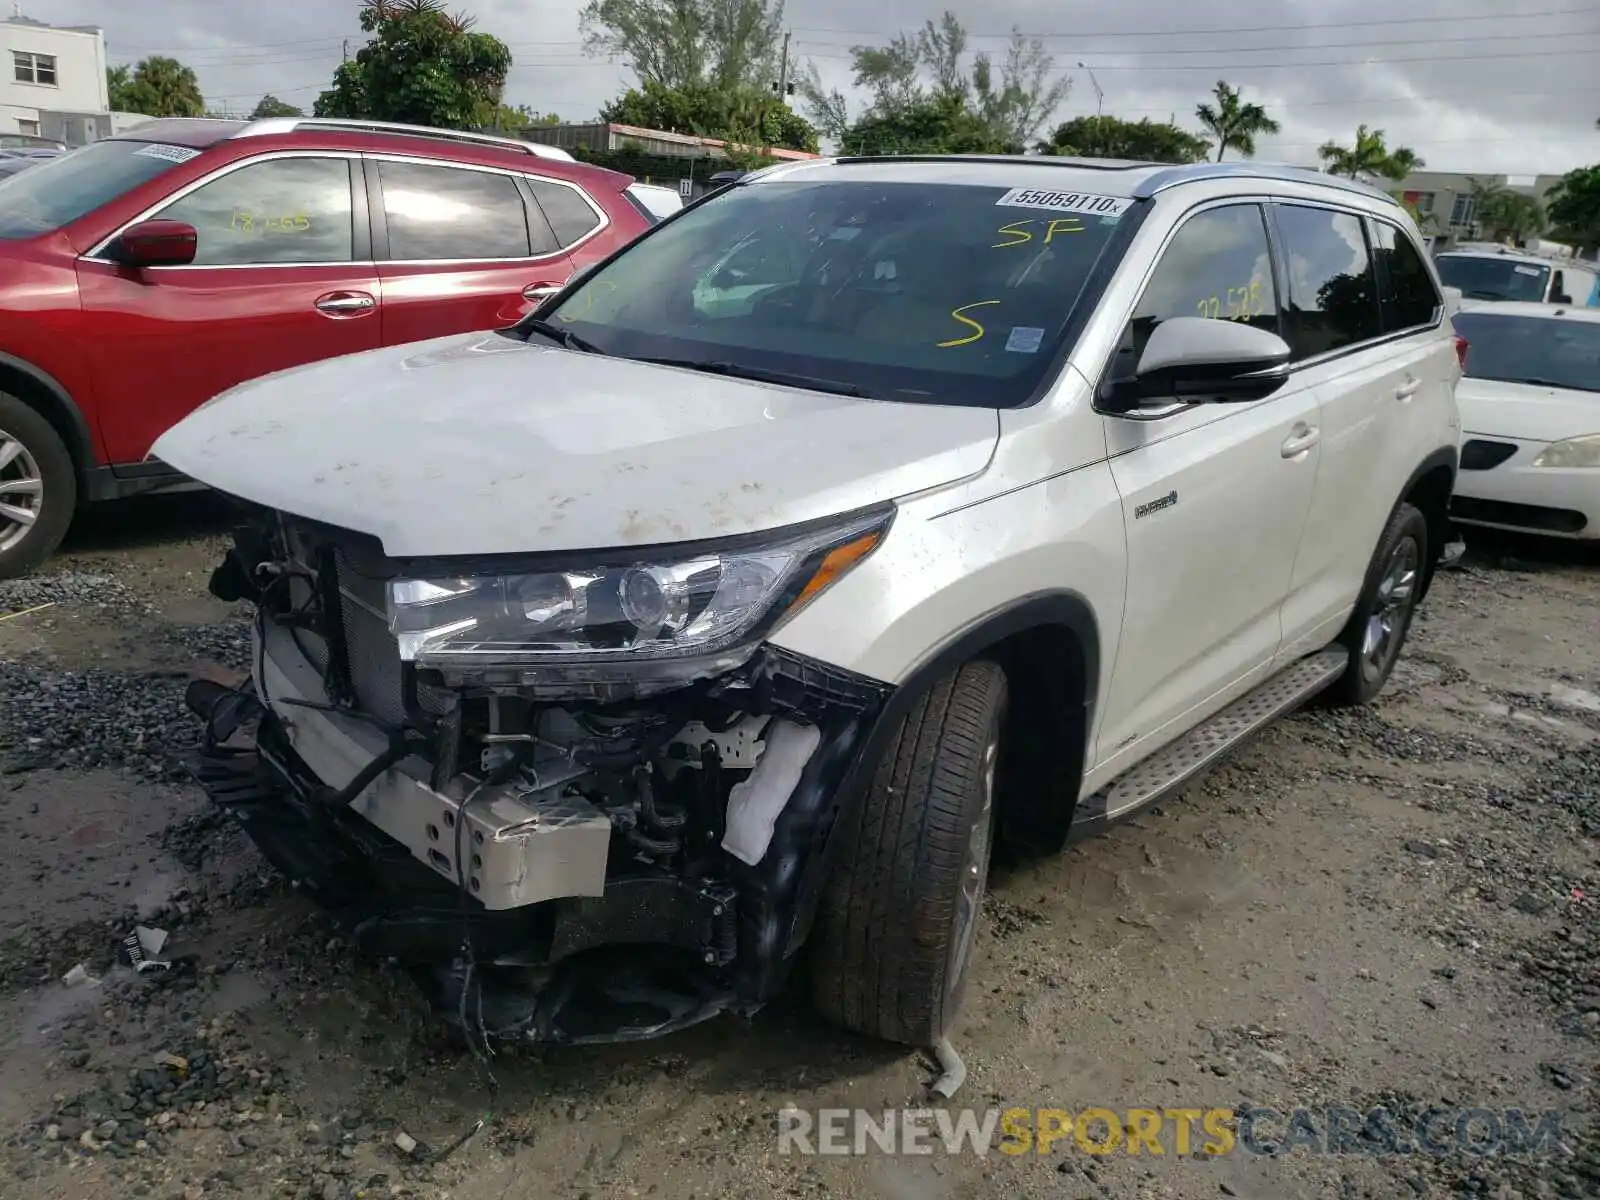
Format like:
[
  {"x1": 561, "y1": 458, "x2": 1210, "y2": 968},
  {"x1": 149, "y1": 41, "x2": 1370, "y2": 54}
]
[
  {"x1": 183, "y1": 627, "x2": 888, "y2": 1044},
  {"x1": 187, "y1": 708, "x2": 758, "y2": 1043}
]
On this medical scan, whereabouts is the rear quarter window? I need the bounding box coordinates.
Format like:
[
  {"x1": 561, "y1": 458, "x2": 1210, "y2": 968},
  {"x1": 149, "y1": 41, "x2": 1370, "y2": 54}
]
[
  {"x1": 529, "y1": 179, "x2": 602, "y2": 246},
  {"x1": 1372, "y1": 222, "x2": 1441, "y2": 332}
]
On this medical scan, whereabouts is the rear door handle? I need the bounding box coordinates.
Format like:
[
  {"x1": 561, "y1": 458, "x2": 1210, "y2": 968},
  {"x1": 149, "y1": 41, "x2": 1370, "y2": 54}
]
[
  {"x1": 522, "y1": 282, "x2": 564, "y2": 301},
  {"x1": 1395, "y1": 376, "x2": 1421, "y2": 400},
  {"x1": 1281, "y1": 424, "x2": 1321, "y2": 458},
  {"x1": 314, "y1": 291, "x2": 376, "y2": 316}
]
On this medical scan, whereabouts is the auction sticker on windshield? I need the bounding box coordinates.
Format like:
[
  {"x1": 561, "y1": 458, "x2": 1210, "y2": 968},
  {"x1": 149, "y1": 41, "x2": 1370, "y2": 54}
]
[
  {"x1": 995, "y1": 189, "x2": 1131, "y2": 217},
  {"x1": 133, "y1": 143, "x2": 201, "y2": 164}
]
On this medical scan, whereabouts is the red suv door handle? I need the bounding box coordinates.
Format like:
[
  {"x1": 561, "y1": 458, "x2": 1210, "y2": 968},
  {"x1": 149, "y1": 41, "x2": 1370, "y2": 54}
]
[
  {"x1": 314, "y1": 290, "x2": 376, "y2": 317},
  {"x1": 522, "y1": 282, "x2": 564, "y2": 301}
]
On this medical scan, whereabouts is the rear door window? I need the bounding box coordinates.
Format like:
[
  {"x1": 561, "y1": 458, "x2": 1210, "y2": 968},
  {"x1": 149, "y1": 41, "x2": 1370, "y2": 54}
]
[
  {"x1": 377, "y1": 160, "x2": 542, "y2": 260},
  {"x1": 528, "y1": 179, "x2": 602, "y2": 246},
  {"x1": 1272, "y1": 205, "x2": 1382, "y2": 359},
  {"x1": 1372, "y1": 222, "x2": 1441, "y2": 333},
  {"x1": 156, "y1": 156, "x2": 355, "y2": 265}
]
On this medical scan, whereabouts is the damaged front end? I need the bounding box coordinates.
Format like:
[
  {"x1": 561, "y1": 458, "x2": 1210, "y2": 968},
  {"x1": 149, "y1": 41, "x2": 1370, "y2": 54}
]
[{"x1": 184, "y1": 505, "x2": 892, "y2": 1043}]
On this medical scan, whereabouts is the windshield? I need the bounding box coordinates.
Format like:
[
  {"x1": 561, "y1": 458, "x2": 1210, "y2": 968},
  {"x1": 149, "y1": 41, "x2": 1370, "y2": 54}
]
[
  {"x1": 1435, "y1": 255, "x2": 1550, "y2": 303},
  {"x1": 1452, "y1": 312, "x2": 1600, "y2": 393},
  {"x1": 0, "y1": 140, "x2": 194, "y2": 240},
  {"x1": 533, "y1": 178, "x2": 1134, "y2": 406}
]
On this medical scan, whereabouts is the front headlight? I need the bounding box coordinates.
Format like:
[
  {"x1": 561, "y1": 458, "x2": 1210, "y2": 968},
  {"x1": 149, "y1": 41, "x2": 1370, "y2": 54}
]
[
  {"x1": 1531, "y1": 433, "x2": 1600, "y2": 468},
  {"x1": 386, "y1": 508, "x2": 890, "y2": 678}
]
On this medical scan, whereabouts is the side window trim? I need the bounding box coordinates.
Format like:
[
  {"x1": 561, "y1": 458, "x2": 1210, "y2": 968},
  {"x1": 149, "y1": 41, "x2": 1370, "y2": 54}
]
[
  {"x1": 512, "y1": 175, "x2": 562, "y2": 259},
  {"x1": 367, "y1": 154, "x2": 543, "y2": 265},
  {"x1": 1365, "y1": 215, "x2": 1444, "y2": 334},
  {"x1": 1266, "y1": 198, "x2": 1425, "y2": 371},
  {"x1": 1094, "y1": 197, "x2": 1281, "y2": 402},
  {"x1": 83, "y1": 151, "x2": 367, "y2": 268}
]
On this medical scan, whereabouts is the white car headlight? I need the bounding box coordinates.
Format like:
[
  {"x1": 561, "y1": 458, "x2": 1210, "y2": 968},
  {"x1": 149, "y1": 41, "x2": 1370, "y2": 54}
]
[
  {"x1": 1530, "y1": 433, "x2": 1600, "y2": 469},
  {"x1": 386, "y1": 508, "x2": 890, "y2": 682}
]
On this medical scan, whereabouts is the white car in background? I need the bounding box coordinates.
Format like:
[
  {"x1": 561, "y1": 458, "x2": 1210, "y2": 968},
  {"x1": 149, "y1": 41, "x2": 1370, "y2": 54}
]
[
  {"x1": 1449, "y1": 302, "x2": 1600, "y2": 539},
  {"x1": 625, "y1": 180, "x2": 685, "y2": 222},
  {"x1": 1435, "y1": 246, "x2": 1599, "y2": 309}
]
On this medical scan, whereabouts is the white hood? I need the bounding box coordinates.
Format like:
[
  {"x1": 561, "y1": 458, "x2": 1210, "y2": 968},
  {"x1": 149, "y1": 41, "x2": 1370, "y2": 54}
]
[
  {"x1": 153, "y1": 333, "x2": 1000, "y2": 557},
  {"x1": 1457, "y1": 377, "x2": 1600, "y2": 444}
]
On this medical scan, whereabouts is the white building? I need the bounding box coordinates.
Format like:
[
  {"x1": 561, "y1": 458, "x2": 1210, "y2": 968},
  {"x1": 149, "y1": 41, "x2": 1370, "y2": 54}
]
[{"x1": 1, "y1": 11, "x2": 109, "y2": 146}]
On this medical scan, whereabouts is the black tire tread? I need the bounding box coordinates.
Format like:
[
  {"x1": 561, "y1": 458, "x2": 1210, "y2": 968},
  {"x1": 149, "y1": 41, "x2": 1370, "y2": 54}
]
[
  {"x1": 0, "y1": 391, "x2": 75, "y2": 580},
  {"x1": 810, "y1": 659, "x2": 1007, "y2": 1044},
  {"x1": 1324, "y1": 501, "x2": 1429, "y2": 708}
]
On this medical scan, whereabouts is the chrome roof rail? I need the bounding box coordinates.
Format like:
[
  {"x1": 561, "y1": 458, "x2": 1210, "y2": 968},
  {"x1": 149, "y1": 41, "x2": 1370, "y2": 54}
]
[
  {"x1": 232, "y1": 117, "x2": 573, "y2": 159},
  {"x1": 1133, "y1": 161, "x2": 1401, "y2": 205}
]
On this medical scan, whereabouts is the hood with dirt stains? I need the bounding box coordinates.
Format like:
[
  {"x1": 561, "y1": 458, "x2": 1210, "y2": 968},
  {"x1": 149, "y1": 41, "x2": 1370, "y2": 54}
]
[{"x1": 152, "y1": 332, "x2": 1000, "y2": 557}]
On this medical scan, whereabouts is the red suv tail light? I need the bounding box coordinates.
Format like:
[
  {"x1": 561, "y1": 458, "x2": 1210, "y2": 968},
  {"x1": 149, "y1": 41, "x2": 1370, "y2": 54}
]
[{"x1": 1454, "y1": 335, "x2": 1469, "y2": 370}]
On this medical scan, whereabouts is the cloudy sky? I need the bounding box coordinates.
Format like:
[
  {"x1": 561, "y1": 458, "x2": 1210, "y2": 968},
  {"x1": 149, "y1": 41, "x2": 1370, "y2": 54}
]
[{"x1": 31, "y1": 0, "x2": 1600, "y2": 177}]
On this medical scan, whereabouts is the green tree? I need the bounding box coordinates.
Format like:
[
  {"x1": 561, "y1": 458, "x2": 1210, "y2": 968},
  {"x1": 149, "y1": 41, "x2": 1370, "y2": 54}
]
[
  {"x1": 314, "y1": 0, "x2": 512, "y2": 130},
  {"x1": 601, "y1": 79, "x2": 817, "y2": 152},
  {"x1": 1544, "y1": 164, "x2": 1600, "y2": 252},
  {"x1": 1317, "y1": 124, "x2": 1423, "y2": 181},
  {"x1": 1038, "y1": 115, "x2": 1210, "y2": 163},
  {"x1": 486, "y1": 103, "x2": 561, "y2": 132},
  {"x1": 1194, "y1": 80, "x2": 1279, "y2": 162},
  {"x1": 249, "y1": 94, "x2": 304, "y2": 119},
  {"x1": 839, "y1": 91, "x2": 1015, "y2": 156},
  {"x1": 105, "y1": 56, "x2": 205, "y2": 118},
  {"x1": 809, "y1": 11, "x2": 1069, "y2": 153},
  {"x1": 579, "y1": 0, "x2": 784, "y2": 94},
  {"x1": 1463, "y1": 177, "x2": 1546, "y2": 243}
]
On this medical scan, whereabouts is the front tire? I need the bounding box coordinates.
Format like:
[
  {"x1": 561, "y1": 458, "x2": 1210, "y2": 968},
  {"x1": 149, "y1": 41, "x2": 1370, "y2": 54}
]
[
  {"x1": 0, "y1": 393, "x2": 75, "y2": 580},
  {"x1": 1324, "y1": 501, "x2": 1429, "y2": 707},
  {"x1": 809, "y1": 659, "x2": 1007, "y2": 1045}
]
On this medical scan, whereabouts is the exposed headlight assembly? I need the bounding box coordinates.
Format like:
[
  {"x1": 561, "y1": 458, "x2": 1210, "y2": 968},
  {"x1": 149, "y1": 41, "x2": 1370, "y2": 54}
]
[
  {"x1": 386, "y1": 508, "x2": 890, "y2": 691},
  {"x1": 1530, "y1": 433, "x2": 1600, "y2": 468}
]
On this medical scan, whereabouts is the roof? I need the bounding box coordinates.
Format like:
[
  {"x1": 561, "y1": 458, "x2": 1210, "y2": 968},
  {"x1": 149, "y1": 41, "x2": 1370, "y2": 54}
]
[
  {"x1": 755, "y1": 155, "x2": 1400, "y2": 206},
  {"x1": 108, "y1": 118, "x2": 247, "y2": 149},
  {"x1": 1451, "y1": 301, "x2": 1600, "y2": 323},
  {"x1": 1440, "y1": 246, "x2": 1597, "y2": 271}
]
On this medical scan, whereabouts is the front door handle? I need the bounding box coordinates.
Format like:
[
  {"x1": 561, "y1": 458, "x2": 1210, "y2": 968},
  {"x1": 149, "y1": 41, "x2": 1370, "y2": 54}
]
[
  {"x1": 1395, "y1": 376, "x2": 1420, "y2": 400},
  {"x1": 1281, "y1": 424, "x2": 1321, "y2": 458},
  {"x1": 522, "y1": 282, "x2": 564, "y2": 301},
  {"x1": 314, "y1": 291, "x2": 376, "y2": 316}
]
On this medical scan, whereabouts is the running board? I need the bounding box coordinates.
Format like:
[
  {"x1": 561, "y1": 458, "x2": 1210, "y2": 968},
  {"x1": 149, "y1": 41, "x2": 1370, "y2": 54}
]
[{"x1": 1071, "y1": 647, "x2": 1350, "y2": 836}]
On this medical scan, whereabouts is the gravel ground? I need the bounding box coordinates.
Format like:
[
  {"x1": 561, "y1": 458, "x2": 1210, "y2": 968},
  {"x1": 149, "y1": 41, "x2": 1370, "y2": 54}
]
[{"x1": 0, "y1": 496, "x2": 1596, "y2": 1200}]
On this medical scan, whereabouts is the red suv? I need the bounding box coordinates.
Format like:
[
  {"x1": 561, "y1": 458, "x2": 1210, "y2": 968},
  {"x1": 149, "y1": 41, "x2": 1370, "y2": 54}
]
[{"x1": 0, "y1": 116, "x2": 655, "y2": 576}]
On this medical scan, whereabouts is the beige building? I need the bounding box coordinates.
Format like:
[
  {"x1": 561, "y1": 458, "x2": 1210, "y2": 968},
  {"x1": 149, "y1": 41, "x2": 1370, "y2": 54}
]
[{"x1": 1391, "y1": 170, "x2": 1570, "y2": 251}]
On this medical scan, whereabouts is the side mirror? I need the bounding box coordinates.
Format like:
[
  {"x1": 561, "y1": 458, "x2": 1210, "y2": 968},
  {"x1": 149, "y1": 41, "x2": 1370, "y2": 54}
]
[
  {"x1": 1104, "y1": 316, "x2": 1291, "y2": 414},
  {"x1": 107, "y1": 219, "x2": 198, "y2": 268}
]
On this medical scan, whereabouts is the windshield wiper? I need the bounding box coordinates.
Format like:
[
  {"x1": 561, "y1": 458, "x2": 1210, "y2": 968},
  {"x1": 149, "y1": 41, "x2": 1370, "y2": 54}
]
[
  {"x1": 518, "y1": 318, "x2": 606, "y2": 354},
  {"x1": 632, "y1": 357, "x2": 872, "y2": 398}
]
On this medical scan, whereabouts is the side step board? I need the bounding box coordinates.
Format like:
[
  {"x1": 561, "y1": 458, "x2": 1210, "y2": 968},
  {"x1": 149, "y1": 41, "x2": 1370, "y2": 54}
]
[{"x1": 1071, "y1": 646, "x2": 1350, "y2": 836}]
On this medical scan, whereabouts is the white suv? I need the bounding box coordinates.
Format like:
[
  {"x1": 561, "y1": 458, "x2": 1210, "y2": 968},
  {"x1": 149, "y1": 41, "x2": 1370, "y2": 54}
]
[{"x1": 156, "y1": 156, "x2": 1463, "y2": 1050}]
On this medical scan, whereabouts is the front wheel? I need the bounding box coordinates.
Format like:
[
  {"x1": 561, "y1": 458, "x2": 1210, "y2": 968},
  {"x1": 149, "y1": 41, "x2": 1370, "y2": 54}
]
[
  {"x1": 809, "y1": 659, "x2": 1007, "y2": 1045},
  {"x1": 1324, "y1": 501, "x2": 1429, "y2": 707},
  {"x1": 0, "y1": 393, "x2": 76, "y2": 580}
]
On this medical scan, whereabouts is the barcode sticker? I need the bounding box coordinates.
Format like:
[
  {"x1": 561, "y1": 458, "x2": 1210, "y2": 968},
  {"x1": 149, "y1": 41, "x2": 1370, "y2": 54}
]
[
  {"x1": 995, "y1": 189, "x2": 1131, "y2": 217},
  {"x1": 133, "y1": 143, "x2": 201, "y2": 164}
]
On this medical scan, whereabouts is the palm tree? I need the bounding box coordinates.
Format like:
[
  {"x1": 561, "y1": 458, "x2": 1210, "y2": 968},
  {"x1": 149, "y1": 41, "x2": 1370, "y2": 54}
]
[
  {"x1": 118, "y1": 56, "x2": 205, "y2": 118},
  {"x1": 1194, "y1": 80, "x2": 1281, "y2": 162},
  {"x1": 1466, "y1": 177, "x2": 1546, "y2": 243},
  {"x1": 1317, "y1": 125, "x2": 1423, "y2": 181}
]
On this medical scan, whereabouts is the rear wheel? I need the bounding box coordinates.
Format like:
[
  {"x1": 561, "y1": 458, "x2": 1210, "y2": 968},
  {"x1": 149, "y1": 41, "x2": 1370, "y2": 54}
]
[
  {"x1": 1324, "y1": 502, "x2": 1428, "y2": 707},
  {"x1": 0, "y1": 393, "x2": 75, "y2": 580},
  {"x1": 809, "y1": 659, "x2": 1007, "y2": 1045}
]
